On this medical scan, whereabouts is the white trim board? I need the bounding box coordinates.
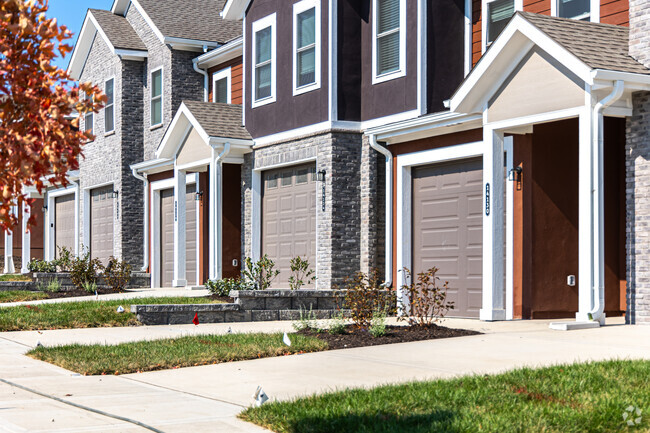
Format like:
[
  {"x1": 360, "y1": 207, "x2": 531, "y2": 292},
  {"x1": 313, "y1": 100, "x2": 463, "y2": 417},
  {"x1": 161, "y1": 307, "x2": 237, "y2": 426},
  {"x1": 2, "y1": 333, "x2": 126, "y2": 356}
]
[{"x1": 212, "y1": 67, "x2": 232, "y2": 104}]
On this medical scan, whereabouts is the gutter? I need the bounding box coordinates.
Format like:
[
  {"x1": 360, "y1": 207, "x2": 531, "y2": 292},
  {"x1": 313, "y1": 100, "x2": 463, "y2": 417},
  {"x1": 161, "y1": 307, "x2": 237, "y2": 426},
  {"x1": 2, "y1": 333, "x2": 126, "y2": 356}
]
[
  {"x1": 131, "y1": 167, "x2": 150, "y2": 272},
  {"x1": 368, "y1": 135, "x2": 393, "y2": 289}
]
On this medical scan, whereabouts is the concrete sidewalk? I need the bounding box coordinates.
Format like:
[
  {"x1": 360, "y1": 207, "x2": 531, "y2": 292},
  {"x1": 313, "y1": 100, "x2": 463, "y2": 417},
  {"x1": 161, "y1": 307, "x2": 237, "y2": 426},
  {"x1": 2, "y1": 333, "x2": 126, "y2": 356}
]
[{"x1": 0, "y1": 317, "x2": 649, "y2": 432}]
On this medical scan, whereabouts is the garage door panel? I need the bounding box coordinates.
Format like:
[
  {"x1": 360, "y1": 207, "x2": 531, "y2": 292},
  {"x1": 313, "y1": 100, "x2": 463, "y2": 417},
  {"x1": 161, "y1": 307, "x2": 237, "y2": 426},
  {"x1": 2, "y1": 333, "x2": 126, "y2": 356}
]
[
  {"x1": 185, "y1": 187, "x2": 197, "y2": 286},
  {"x1": 90, "y1": 186, "x2": 114, "y2": 264}
]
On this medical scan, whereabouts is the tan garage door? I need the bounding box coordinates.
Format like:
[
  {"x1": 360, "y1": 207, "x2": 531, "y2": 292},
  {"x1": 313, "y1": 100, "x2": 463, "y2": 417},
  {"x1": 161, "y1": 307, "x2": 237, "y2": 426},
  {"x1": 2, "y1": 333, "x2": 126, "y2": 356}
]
[
  {"x1": 54, "y1": 194, "x2": 75, "y2": 257},
  {"x1": 262, "y1": 163, "x2": 316, "y2": 287},
  {"x1": 412, "y1": 158, "x2": 483, "y2": 318},
  {"x1": 160, "y1": 186, "x2": 198, "y2": 287},
  {"x1": 90, "y1": 186, "x2": 114, "y2": 263}
]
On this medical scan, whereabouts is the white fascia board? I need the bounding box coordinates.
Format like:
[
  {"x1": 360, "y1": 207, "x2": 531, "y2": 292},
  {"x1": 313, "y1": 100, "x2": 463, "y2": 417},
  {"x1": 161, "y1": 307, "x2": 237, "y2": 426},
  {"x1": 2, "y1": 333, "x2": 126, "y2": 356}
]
[
  {"x1": 222, "y1": 0, "x2": 251, "y2": 20},
  {"x1": 194, "y1": 37, "x2": 243, "y2": 69},
  {"x1": 366, "y1": 111, "x2": 483, "y2": 142},
  {"x1": 592, "y1": 69, "x2": 650, "y2": 89},
  {"x1": 156, "y1": 103, "x2": 212, "y2": 159},
  {"x1": 165, "y1": 37, "x2": 220, "y2": 51},
  {"x1": 111, "y1": 0, "x2": 130, "y2": 15},
  {"x1": 208, "y1": 138, "x2": 253, "y2": 149},
  {"x1": 114, "y1": 49, "x2": 148, "y2": 60},
  {"x1": 130, "y1": 158, "x2": 173, "y2": 173},
  {"x1": 67, "y1": 12, "x2": 96, "y2": 80},
  {"x1": 450, "y1": 14, "x2": 594, "y2": 114}
]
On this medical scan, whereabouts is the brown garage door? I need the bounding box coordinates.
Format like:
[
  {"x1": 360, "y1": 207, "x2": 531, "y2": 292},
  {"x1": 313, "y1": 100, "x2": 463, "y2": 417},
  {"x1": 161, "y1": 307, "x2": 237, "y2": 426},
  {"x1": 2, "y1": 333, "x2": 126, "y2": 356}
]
[
  {"x1": 54, "y1": 194, "x2": 76, "y2": 258},
  {"x1": 159, "y1": 186, "x2": 198, "y2": 287},
  {"x1": 90, "y1": 186, "x2": 114, "y2": 263},
  {"x1": 412, "y1": 158, "x2": 483, "y2": 318},
  {"x1": 262, "y1": 163, "x2": 316, "y2": 287}
]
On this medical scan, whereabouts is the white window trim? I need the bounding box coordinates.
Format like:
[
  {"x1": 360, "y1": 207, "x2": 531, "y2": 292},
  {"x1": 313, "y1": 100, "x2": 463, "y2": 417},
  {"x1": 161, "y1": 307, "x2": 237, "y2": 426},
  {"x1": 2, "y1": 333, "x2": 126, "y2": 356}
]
[
  {"x1": 83, "y1": 84, "x2": 94, "y2": 135},
  {"x1": 212, "y1": 67, "x2": 232, "y2": 104},
  {"x1": 150, "y1": 67, "x2": 164, "y2": 126},
  {"x1": 372, "y1": 0, "x2": 407, "y2": 85},
  {"x1": 550, "y1": 0, "x2": 599, "y2": 22},
  {"x1": 293, "y1": 0, "x2": 321, "y2": 96},
  {"x1": 482, "y1": 0, "x2": 522, "y2": 53},
  {"x1": 104, "y1": 77, "x2": 115, "y2": 134},
  {"x1": 252, "y1": 13, "x2": 277, "y2": 108}
]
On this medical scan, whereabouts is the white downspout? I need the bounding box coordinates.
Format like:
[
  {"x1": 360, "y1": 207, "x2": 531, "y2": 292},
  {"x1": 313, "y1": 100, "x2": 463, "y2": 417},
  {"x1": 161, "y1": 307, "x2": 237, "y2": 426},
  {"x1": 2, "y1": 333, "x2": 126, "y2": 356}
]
[
  {"x1": 131, "y1": 168, "x2": 150, "y2": 272},
  {"x1": 193, "y1": 59, "x2": 209, "y2": 102},
  {"x1": 369, "y1": 134, "x2": 393, "y2": 288},
  {"x1": 209, "y1": 143, "x2": 231, "y2": 280},
  {"x1": 589, "y1": 79, "x2": 625, "y2": 323}
]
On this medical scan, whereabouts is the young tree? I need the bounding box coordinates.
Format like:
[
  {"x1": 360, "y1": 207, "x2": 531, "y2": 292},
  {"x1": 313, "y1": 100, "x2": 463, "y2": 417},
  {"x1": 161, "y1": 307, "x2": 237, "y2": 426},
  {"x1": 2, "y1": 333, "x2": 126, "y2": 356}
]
[{"x1": 0, "y1": 0, "x2": 104, "y2": 230}]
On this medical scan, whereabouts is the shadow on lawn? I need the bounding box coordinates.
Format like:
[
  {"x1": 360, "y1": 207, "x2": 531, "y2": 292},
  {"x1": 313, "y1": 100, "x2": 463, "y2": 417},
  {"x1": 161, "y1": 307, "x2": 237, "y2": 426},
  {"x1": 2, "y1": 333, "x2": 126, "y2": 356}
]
[{"x1": 285, "y1": 410, "x2": 459, "y2": 433}]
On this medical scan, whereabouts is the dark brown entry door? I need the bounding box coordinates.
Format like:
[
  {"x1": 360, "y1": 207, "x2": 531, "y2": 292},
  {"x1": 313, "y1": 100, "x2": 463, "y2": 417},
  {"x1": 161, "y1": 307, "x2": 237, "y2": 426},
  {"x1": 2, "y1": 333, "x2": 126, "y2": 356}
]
[
  {"x1": 412, "y1": 158, "x2": 483, "y2": 318},
  {"x1": 262, "y1": 163, "x2": 316, "y2": 287},
  {"x1": 90, "y1": 186, "x2": 114, "y2": 263},
  {"x1": 54, "y1": 194, "x2": 75, "y2": 257}
]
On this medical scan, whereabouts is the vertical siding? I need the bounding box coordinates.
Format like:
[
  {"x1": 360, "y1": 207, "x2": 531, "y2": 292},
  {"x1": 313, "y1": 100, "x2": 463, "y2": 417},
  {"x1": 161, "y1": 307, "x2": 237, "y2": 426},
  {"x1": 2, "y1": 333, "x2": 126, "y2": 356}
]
[{"x1": 207, "y1": 56, "x2": 244, "y2": 105}]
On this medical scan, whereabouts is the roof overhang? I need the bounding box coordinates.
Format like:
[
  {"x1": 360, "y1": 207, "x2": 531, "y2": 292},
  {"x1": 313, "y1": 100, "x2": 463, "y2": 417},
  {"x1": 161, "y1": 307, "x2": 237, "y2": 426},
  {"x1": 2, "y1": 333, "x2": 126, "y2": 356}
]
[
  {"x1": 111, "y1": 0, "x2": 130, "y2": 15},
  {"x1": 194, "y1": 36, "x2": 243, "y2": 69},
  {"x1": 221, "y1": 0, "x2": 251, "y2": 20},
  {"x1": 130, "y1": 158, "x2": 174, "y2": 175},
  {"x1": 67, "y1": 10, "x2": 147, "y2": 80}
]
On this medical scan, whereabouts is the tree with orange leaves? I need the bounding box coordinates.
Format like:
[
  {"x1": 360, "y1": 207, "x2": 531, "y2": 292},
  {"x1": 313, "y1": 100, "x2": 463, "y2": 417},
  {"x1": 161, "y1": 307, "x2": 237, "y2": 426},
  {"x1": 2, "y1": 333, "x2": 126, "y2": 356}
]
[{"x1": 0, "y1": 0, "x2": 105, "y2": 230}]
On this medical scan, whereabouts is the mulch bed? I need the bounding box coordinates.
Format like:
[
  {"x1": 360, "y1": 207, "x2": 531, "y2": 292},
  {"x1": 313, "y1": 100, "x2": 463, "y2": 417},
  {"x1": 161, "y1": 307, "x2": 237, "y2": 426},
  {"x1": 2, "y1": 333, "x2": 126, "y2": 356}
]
[
  {"x1": 40, "y1": 290, "x2": 233, "y2": 303},
  {"x1": 299, "y1": 323, "x2": 481, "y2": 350}
]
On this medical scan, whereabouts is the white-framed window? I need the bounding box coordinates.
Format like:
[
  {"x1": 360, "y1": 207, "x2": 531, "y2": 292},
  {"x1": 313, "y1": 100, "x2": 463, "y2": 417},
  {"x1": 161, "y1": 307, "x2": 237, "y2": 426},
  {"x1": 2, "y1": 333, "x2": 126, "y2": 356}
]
[
  {"x1": 83, "y1": 88, "x2": 93, "y2": 135},
  {"x1": 252, "y1": 13, "x2": 276, "y2": 108},
  {"x1": 150, "y1": 67, "x2": 163, "y2": 126},
  {"x1": 372, "y1": 0, "x2": 406, "y2": 84},
  {"x1": 553, "y1": 0, "x2": 591, "y2": 20},
  {"x1": 212, "y1": 67, "x2": 232, "y2": 104},
  {"x1": 486, "y1": 0, "x2": 515, "y2": 45},
  {"x1": 293, "y1": 0, "x2": 321, "y2": 95},
  {"x1": 104, "y1": 78, "x2": 115, "y2": 134}
]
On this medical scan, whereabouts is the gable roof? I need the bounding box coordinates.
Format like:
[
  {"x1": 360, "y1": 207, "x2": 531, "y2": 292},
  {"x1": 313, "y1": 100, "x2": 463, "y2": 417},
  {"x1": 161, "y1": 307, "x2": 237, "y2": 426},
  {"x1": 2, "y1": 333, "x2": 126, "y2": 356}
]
[{"x1": 89, "y1": 9, "x2": 147, "y2": 51}]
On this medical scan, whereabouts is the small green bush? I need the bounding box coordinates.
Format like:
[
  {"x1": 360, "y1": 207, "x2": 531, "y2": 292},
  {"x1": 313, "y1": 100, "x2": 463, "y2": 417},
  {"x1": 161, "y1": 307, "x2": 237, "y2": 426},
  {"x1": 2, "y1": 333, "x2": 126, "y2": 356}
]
[
  {"x1": 288, "y1": 256, "x2": 315, "y2": 290},
  {"x1": 56, "y1": 246, "x2": 73, "y2": 272},
  {"x1": 27, "y1": 259, "x2": 57, "y2": 273},
  {"x1": 44, "y1": 278, "x2": 62, "y2": 294},
  {"x1": 204, "y1": 277, "x2": 249, "y2": 297},
  {"x1": 327, "y1": 310, "x2": 346, "y2": 335},
  {"x1": 82, "y1": 280, "x2": 98, "y2": 294},
  {"x1": 103, "y1": 257, "x2": 132, "y2": 293},
  {"x1": 242, "y1": 255, "x2": 280, "y2": 290},
  {"x1": 343, "y1": 269, "x2": 396, "y2": 330},
  {"x1": 398, "y1": 267, "x2": 454, "y2": 327},
  {"x1": 369, "y1": 309, "x2": 387, "y2": 337},
  {"x1": 292, "y1": 306, "x2": 319, "y2": 332},
  {"x1": 69, "y1": 250, "x2": 103, "y2": 291}
]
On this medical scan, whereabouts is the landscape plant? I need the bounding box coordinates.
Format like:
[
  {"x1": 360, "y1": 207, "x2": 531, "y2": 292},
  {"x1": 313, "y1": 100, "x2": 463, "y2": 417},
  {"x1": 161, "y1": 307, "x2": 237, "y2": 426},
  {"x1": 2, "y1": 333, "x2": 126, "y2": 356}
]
[
  {"x1": 69, "y1": 250, "x2": 103, "y2": 291},
  {"x1": 44, "y1": 278, "x2": 61, "y2": 293},
  {"x1": 342, "y1": 269, "x2": 396, "y2": 330},
  {"x1": 398, "y1": 267, "x2": 454, "y2": 327},
  {"x1": 55, "y1": 246, "x2": 73, "y2": 272},
  {"x1": 205, "y1": 277, "x2": 250, "y2": 297},
  {"x1": 242, "y1": 255, "x2": 280, "y2": 290},
  {"x1": 327, "y1": 310, "x2": 346, "y2": 335},
  {"x1": 103, "y1": 256, "x2": 132, "y2": 292},
  {"x1": 27, "y1": 258, "x2": 57, "y2": 273},
  {"x1": 82, "y1": 280, "x2": 97, "y2": 295},
  {"x1": 288, "y1": 256, "x2": 315, "y2": 290},
  {"x1": 369, "y1": 309, "x2": 387, "y2": 337},
  {"x1": 292, "y1": 306, "x2": 319, "y2": 332}
]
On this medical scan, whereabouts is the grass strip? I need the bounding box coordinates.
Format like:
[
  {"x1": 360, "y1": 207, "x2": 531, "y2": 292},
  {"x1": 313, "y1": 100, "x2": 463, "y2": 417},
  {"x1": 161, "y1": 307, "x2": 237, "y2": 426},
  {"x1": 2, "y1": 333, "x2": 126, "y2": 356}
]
[
  {"x1": 27, "y1": 332, "x2": 328, "y2": 375},
  {"x1": 0, "y1": 274, "x2": 32, "y2": 282},
  {"x1": 0, "y1": 297, "x2": 220, "y2": 331},
  {"x1": 240, "y1": 359, "x2": 650, "y2": 433},
  {"x1": 0, "y1": 290, "x2": 48, "y2": 303}
]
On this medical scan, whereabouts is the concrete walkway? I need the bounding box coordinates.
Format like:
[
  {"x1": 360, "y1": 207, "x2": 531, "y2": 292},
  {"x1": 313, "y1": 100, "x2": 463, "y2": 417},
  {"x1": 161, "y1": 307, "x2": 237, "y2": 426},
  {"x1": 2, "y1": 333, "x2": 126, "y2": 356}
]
[{"x1": 0, "y1": 317, "x2": 649, "y2": 432}]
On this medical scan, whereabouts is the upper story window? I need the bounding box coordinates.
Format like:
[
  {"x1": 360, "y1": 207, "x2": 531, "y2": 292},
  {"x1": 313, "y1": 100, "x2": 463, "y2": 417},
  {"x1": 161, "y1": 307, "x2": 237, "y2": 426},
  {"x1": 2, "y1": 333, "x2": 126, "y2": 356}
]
[
  {"x1": 557, "y1": 0, "x2": 590, "y2": 20},
  {"x1": 252, "y1": 14, "x2": 276, "y2": 108},
  {"x1": 213, "y1": 67, "x2": 232, "y2": 104},
  {"x1": 83, "y1": 89, "x2": 93, "y2": 135},
  {"x1": 486, "y1": 0, "x2": 515, "y2": 45},
  {"x1": 151, "y1": 68, "x2": 163, "y2": 126},
  {"x1": 373, "y1": 0, "x2": 406, "y2": 84},
  {"x1": 293, "y1": 0, "x2": 321, "y2": 95},
  {"x1": 105, "y1": 78, "x2": 115, "y2": 134}
]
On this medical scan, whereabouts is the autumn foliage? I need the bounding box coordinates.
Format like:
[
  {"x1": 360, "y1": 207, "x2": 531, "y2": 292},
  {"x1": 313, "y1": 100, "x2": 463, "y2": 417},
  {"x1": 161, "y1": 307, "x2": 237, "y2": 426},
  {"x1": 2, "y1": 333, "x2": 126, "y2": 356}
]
[{"x1": 0, "y1": 0, "x2": 104, "y2": 230}]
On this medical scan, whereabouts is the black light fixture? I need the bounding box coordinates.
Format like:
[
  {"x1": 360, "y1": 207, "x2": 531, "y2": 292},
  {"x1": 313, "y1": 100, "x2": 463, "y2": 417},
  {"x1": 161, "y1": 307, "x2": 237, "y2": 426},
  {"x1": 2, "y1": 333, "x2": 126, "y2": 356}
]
[
  {"x1": 110, "y1": 190, "x2": 119, "y2": 199},
  {"x1": 195, "y1": 191, "x2": 204, "y2": 202},
  {"x1": 316, "y1": 169, "x2": 326, "y2": 182},
  {"x1": 507, "y1": 166, "x2": 522, "y2": 182},
  {"x1": 42, "y1": 204, "x2": 48, "y2": 212}
]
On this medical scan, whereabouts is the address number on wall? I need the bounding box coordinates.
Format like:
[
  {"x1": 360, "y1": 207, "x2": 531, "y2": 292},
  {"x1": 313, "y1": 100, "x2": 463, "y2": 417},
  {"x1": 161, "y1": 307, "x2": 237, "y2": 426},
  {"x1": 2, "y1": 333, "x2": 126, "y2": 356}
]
[{"x1": 485, "y1": 183, "x2": 490, "y2": 216}]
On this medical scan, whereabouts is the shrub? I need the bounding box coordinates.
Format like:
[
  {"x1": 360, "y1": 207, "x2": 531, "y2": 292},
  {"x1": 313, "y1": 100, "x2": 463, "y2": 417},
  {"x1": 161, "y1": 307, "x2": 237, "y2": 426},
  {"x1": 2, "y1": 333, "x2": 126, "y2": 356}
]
[
  {"x1": 56, "y1": 246, "x2": 73, "y2": 272},
  {"x1": 242, "y1": 255, "x2": 280, "y2": 290},
  {"x1": 342, "y1": 269, "x2": 396, "y2": 330},
  {"x1": 44, "y1": 278, "x2": 61, "y2": 293},
  {"x1": 82, "y1": 280, "x2": 97, "y2": 294},
  {"x1": 103, "y1": 257, "x2": 132, "y2": 293},
  {"x1": 288, "y1": 256, "x2": 315, "y2": 290},
  {"x1": 327, "y1": 310, "x2": 347, "y2": 335},
  {"x1": 69, "y1": 250, "x2": 103, "y2": 291},
  {"x1": 205, "y1": 277, "x2": 248, "y2": 297},
  {"x1": 398, "y1": 267, "x2": 454, "y2": 327},
  {"x1": 27, "y1": 259, "x2": 57, "y2": 273},
  {"x1": 292, "y1": 306, "x2": 319, "y2": 332},
  {"x1": 369, "y1": 309, "x2": 387, "y2": 337}
]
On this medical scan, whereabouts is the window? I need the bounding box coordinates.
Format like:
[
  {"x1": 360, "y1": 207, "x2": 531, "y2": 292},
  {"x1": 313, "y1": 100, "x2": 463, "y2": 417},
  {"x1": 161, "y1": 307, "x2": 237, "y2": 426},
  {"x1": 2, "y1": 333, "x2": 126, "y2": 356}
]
[
  {"x1": 150, "y1": 68, "x2": 163, "y2": 126},
  {"x1": 252, "y1": 14, "x2": 276, "y2": 107},
  {"x1": 373, "y1": 0, "x2": 406, "y2": 84},
  {"x1": 83, "y1": 89, "x2": 93, "y2": 135},
  {"x1": 212, "y1": 67, "x2": 231, "y2": 104},
  {"x1": 486, "y1": 0, "x2": 515, "y2": 45},
  {"x1": 293, "y1": 0, "x2": 321, "y2": 94},
  {"x1": 557, "y1": 0, "x2": 590, "y2": 20},
  {"x1": 104, "y1": 78, "x2": 114, "y2": 134}
]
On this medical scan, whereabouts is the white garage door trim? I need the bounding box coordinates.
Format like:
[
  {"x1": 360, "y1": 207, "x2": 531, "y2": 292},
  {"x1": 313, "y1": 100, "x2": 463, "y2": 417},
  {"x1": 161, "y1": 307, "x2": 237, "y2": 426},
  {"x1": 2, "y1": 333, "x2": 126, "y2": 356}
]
[
  {"x1": 47, "y1": 186, "x2": 79, "y2": 260},
  {"x1": 395, "y1": 139, "x2": 514, "y2": 320}
]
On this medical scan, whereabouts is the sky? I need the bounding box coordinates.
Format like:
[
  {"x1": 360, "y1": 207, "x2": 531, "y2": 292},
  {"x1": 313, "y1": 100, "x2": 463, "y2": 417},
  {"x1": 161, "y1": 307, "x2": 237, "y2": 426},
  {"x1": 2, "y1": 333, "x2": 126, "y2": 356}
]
[{"x1": 48, "y1": 0, "x2": 114, "y2": 70}]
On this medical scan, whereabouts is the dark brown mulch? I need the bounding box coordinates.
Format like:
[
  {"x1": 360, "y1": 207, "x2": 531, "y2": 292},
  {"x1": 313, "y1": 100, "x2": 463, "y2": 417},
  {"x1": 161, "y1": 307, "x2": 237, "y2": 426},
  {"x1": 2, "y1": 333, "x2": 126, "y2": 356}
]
[
  {"x1": 299, "y1": 323, "x2": 480, "y2": 350},
  {"x1": 44, "y1": 287, "x2": 120, "y2": 299}
]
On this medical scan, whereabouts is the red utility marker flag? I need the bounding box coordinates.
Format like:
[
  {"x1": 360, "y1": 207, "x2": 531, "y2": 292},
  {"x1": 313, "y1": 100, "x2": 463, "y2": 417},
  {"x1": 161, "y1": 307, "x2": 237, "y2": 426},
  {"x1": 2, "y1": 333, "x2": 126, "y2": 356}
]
[{"x1": 192, "y1": 313, "x2": 199, "y2": 325}]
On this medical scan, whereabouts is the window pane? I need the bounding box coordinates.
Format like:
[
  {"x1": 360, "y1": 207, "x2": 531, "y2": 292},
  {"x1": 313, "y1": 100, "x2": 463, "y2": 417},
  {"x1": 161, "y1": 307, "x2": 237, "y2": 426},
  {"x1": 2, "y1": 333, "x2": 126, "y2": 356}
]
[
  {"x1": 151, "y1": 70, "x2": 162, "y2": 98},
  {"x1": 297, "y1": 47, "x2": 316, "y2": 87},
  {"x1": 255, "y1": 63, "x2": 272, "y2": 100},
  {"x1": 105, "y1": 79, "x2": 114, "y2": 105},
  {"x1": 255, "y1": 27, "x2": 272, "y2": 64},
  {"x1": 85, "y1": 113, "x2": 93, "y2": 134},
  {"x1": 558, "y1": 0, "x2": 589, "y2": 19},
  {"x1": 377, "y1": 31, "x2": 400, "y2": 75},
  {"x1": 378, "y1": 0, "x2": 399, "y2": 34},
  {"x1": 215, "y1": 77, "x2": 228, "y2": 103},
  {"x1": 105, "y1": 106, "x2": 114, "y2": 132},
  {"x1": 281, "y1": 171, "x2": 292, "y2": 186},
  {"x1": 297, "y1": 8, "x2": 316, "y2": 49},
  {"x1": 488, "y1": 0, "x2": 514, "y2": 42},
  {"x1": 151, "y1": 98, "x2": 162, "y2": 125}
]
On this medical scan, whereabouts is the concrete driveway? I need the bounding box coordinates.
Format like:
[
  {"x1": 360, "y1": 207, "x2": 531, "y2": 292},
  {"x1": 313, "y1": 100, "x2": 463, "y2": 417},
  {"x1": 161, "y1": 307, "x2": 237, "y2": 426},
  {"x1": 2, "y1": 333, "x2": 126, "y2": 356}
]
[{"x1": 0, "y1": 317, "x2": 649, "y2": 432}]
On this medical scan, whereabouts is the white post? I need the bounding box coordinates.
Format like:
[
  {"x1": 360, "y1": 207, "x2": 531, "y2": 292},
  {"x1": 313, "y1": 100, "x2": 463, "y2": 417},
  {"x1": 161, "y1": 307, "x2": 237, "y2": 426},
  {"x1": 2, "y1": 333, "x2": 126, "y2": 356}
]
[
  {"x1": 209, "y1": 150, "x2": 216, "y2": 280},
  {"x1": 4, "y1": 206, "x2": 15, "y2": 274},
  {"x1": 480, "y1": 125, "x2": 506, "y2": 321},
  {"x1": 173, "y1": 167, "x2": 187, "y2": 287},
  {"x1": 577, "y1": 107, "x2": 594, "y2": 321},
  {"x1": 215, "y1": 159, "x2": 224, "y2": 281},
  {"x1": 21, "y1": 201, "x2": 31, "y2": 274}
]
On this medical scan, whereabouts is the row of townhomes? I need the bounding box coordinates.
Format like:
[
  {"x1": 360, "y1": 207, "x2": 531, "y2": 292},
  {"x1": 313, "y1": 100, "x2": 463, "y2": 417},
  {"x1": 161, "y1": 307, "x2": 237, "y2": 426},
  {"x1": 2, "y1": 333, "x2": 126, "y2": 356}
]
[{"x1": 2, "y1": 0, "x2": 650, "y2": 325}]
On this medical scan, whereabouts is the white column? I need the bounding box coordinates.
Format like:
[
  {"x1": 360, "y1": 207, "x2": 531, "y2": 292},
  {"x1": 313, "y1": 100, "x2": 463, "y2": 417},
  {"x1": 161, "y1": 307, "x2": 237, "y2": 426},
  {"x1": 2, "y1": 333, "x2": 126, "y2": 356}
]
[
  {"x1": 173, "y1": 167, "x2": 187, "y2": 287},
  {"x1": 4, "y1": 206, "x2": 15, "y2": 274},
  {"x1": 21, "y1": 201, "x2": 31, "y2": 274},
  {"x1": 480, "y1": 126, "x2": 506, "y2": 321},
  {"x1": 208, "y1": 150, "x2": 217, "y2": 280}
]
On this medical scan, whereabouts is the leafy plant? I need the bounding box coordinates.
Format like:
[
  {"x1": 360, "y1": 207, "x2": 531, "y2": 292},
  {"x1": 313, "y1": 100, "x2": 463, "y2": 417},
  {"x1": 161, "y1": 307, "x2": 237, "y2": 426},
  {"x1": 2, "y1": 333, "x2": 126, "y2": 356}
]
[
  {"x1": 27, "y1": 259, "x2": 57, "y2": 273},
  {"x1": 288, "y1": 256, "x2": 315, "y2": 290},
  {"x1": 103, "y1": 257, "x2": 132, "y2": 293},
  {"x1": 69, "y1": 249, "x2": 103, "y2": 291},
  {"x1": 82, "y1": 280, "x2": 97, "y2": 295},
  {"x1": 327, "y1": 310, "x2": 347, "y2": 335},
  {"x1": 44, "y1": 278, "x2": 62, "y2": 293},
  {"x1": 292, "y1": 306, "x2": 319, "y2": 332},
  {"x1": 205, "y1": 277, "x2": 249, "y2": 297},
  {"x1": 343, "y1": 269, "x2": 396, "y2": 330},
  {"x1": 55, "y1": 246, "x2": 73, "y2": 272},
  {"x1": 369, "y1": 309, "x2": 387, "y2": 337},
  {"x1": 242, "y1": 255, "x2": 280, "y2": 290},
  {"x1": 398, "y1": 267, "x2": 454, "y2": 327}
]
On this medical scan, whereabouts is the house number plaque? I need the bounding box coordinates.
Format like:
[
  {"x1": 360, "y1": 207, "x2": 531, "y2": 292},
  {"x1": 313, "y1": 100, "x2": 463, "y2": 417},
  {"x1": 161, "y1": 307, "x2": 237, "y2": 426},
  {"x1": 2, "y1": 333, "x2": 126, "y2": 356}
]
[{"x1": 485, "y1": 183, "x2": 490, "y2": 216}]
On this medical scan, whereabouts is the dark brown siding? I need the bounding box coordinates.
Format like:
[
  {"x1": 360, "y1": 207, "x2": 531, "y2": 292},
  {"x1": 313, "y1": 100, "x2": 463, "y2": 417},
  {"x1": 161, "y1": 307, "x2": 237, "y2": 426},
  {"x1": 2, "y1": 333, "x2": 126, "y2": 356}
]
[
  {"x1": 222, "y1": 163, "x2": 242, "y2": 279},
  {"x1": 245, "y1": 0, "x2": 329, "y2": 138},
  {"x1": 208, "y1": 56, "x2": 244, "y2": 105},
  {"x1": 337, "y1": 0, "x2": 363, "y2": 121}
]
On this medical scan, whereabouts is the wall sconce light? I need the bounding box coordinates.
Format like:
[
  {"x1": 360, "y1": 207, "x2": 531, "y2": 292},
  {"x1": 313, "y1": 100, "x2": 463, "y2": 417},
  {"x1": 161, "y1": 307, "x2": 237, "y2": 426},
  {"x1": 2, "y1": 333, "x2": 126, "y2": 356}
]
[
  {"x1": 316, "y1": 170, "x2": 326, "y2": 182},
  {"x1": 110, "y1": 190, "x2": 119, "y2": 199},
  {"x1": 508, "y1": 166, "x2": 522, "y2": 182},
  {"x1": 195, "y1": 191, "x2": 204, "y2": 202},
  {"x1": 42, "y1": 205, "x2": 48, "y2": 213}
]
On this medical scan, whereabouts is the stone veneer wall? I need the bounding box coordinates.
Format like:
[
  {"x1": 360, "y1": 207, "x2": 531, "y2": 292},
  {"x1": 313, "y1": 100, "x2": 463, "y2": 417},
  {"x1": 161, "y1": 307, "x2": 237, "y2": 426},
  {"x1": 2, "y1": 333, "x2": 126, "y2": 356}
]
[{"x1": 626, "y1": 0, "x2": 650, "y2": 324}]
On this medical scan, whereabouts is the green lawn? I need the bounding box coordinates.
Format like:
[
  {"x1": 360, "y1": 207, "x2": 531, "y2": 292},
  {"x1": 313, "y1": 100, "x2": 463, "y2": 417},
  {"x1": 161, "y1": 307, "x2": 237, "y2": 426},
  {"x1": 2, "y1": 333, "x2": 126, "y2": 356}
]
[
  {"x1": 240, "y1": 360, "x2": 650, "y2": 433},
  {"x1": 28, "y1": 332, "x2": 328, "y2": 375},
  {"x1": 0, "y1": 297, "x2": 220, "y2": 331},
  {"x1": 0, "y1": 290, "x2": 48, "y2": 303},
  {"x1": 0, "y1": 274, "x2": 32, "y2": 282}
]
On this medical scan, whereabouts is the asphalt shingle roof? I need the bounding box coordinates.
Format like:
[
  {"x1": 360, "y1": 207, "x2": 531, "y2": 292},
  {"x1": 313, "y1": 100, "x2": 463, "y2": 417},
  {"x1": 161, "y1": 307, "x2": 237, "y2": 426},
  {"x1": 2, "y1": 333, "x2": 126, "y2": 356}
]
[
  {"x1": 183, "y1": 101, "x2": 251, "y2": 141},
  {"x1": 136, "y1": 0, "x2": 242, "y2": 44},
  {"x1": 89, "y1": 9, "x2": 147, "y2": 51},
  {"x1": 518, "y1": 12, "x2": 650, "y2": 75}
]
